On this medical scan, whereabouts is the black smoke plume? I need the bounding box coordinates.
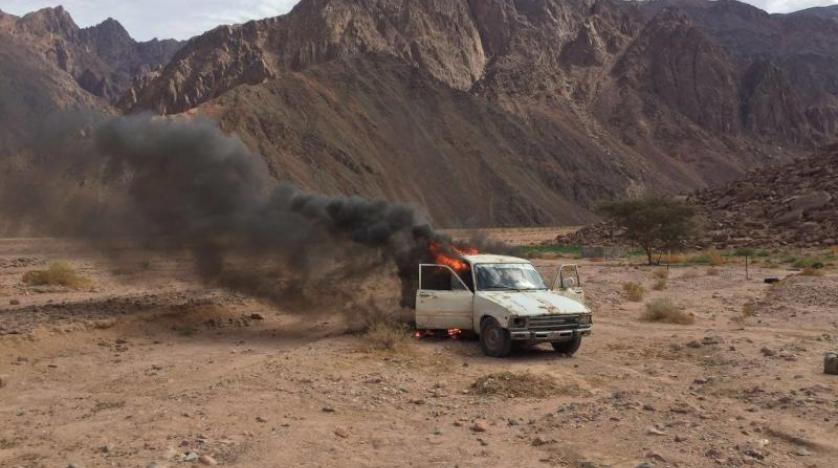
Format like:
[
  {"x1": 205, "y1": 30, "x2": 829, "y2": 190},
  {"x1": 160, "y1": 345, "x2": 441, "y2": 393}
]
[{"x1": 1, "y1": 114, "x2": 502, "y2": 309}]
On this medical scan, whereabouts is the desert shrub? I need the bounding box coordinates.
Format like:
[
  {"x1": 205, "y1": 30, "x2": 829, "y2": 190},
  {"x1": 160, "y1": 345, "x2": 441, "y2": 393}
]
[
  {"x1": 689, "y1": 250, "x2": 725, "y2": 266},
  {"x1": 707, "y1": 250, "x2": 725, "y2": 266},
  {"x1": 597, "y1": 197, "x2": 698, "y2": 265},
  {"x1": 360, "y1": 320, "x2": 412, "y2": 353},
  {"x1": 800, "y1": 267, "x2": 824, "y2": 277},
  {"x1": 471, "y1": 372, "x2": 585, "y2": 398},
  {"x1": 522, "y1": 245, "x2": 582, "y2": 260},
  {"x1": 642, "y1": 298, "x2": 694, "y2": 325},
  {"x1": 652, "y1": 268, "x2": 669, "y2": 279},
  {"x1": 22, "y1": 262, "x2": 91, "y2": 289},
  {"x1": 742, "y1": 302, "x2": 757, "y2": 317},
  {"x1": 622, "y1": 282, "x2": 646, "y2": 301},
  {"x1": 792, "y1": 257, "x2": 825, "y2": 269},
  {"x1": 652, "y1": 278, "x2": 668, "y2": 291},
  {"x1": 781, "y1": 255, "x2": 798, "y2": 264},
  {"x1": 663, "y1": 253, "x2": 688, "y2": 264}
]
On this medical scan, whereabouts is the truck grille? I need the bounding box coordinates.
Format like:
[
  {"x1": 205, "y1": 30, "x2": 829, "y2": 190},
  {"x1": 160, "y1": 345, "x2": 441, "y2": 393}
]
[{"x1": 528, "y1": 315, "x2": 579, "y2": 331}]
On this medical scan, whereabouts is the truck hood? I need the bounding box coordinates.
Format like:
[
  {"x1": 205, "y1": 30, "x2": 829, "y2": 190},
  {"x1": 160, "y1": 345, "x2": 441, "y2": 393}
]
[{"x1": 477, "y1": 290, "x2": 588, "y2": 316}]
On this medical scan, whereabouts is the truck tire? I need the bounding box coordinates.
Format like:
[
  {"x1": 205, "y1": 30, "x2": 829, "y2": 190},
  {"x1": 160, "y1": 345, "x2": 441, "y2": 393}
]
[
  {"x1": 551, "y1": 336, "x2": 582, "y2": 356},
  {"x1": 480, "y1": 317, "x2": 512, "y2": 358}
]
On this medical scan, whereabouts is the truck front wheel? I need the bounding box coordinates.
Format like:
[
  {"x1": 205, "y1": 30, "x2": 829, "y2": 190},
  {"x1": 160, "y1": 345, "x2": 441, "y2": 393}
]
[
  {"x1": 480, "y1": 317, "x2": 512, "y2": 358},
  {"x1": 551, "y1": 336, "x2": 582, "y2": 356}
]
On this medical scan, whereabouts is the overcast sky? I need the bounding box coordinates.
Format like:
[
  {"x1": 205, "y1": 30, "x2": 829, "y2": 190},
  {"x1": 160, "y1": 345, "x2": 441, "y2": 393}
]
[{"x1": 0, "y1": 0, "x2": 836, "y2": 41}]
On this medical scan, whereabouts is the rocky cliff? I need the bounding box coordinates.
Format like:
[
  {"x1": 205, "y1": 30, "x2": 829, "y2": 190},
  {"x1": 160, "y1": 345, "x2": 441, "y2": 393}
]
[
  {"x1": 690, "y1": 147, "x2": 838, "y2": 249},
  {"x1": 0, "y1": 6, "x2": 182, "y2": 102},
  {"x1": 116, "y1": 0, "x2": 838, "y2": 225},
  {"x1": 5, "y1": 1, "x2": 838, "y2": 227}
]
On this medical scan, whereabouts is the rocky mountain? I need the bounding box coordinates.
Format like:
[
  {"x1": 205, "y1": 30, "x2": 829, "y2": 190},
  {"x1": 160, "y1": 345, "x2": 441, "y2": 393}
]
[
  {"x1": 0, "y1": 5, "x2": 184, "y2": 174},
  {"x1": 114, "y1": 0, "x2": 838, "y2": 226},
  {"x1": 558, "y1": 145, "x2": 838, "y2": 249},
  {"x1": 690, "y1": 146, "x2": 838, "y2": 249},
  {"x1": 4, "y1": 0, "x2": 838, "y2": 228},
  {"x1": 0, "y1": 6, "x2": 182, "y2": 103}
]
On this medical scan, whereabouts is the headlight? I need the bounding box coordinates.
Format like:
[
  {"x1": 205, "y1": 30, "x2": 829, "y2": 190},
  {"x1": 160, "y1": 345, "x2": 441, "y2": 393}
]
[
  {"x1": 577, "y1": 314, "x2": 592, "y2": 325},
  {"x1": 510, "y1": 317, "x2": 527, "y2": 328}
]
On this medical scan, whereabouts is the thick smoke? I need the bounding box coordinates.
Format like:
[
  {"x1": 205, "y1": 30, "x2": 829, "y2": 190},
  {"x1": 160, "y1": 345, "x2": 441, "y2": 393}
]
[{"x1": 1, "y1": 114, "x2": 494, "y2": 309}]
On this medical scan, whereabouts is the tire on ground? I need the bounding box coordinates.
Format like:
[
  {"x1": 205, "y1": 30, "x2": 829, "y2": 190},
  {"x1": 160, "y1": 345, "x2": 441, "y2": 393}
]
[
  {"x1": 479, "y1": 317, "x2": 512, "y2": 358},
  {"x1": 551, "y1": 336, "x2": 582, "y2": 356}
]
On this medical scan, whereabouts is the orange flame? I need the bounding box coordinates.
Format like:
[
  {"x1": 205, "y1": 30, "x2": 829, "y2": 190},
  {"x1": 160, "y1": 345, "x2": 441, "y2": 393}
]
[{"x1": 429, "y1": 242, "x2": 478, "y2": 273}]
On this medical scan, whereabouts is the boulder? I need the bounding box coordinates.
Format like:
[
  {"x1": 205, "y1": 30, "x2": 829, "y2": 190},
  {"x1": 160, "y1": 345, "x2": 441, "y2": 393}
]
[{"x1": 791, "y1": 191, "x2": 832, "y2": 213}]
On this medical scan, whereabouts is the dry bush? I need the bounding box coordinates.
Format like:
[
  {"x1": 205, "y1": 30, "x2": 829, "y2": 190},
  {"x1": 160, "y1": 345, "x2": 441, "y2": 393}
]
[
  {"x1": 652, "y1": 278, "x2": 668, "y2": 291},
  {"x1": 642, "y1": 298, "x2": 694, "y2": 325},
  {"x1": 800, "y1": 267, "x2": 824, "y2": 277},
  {"x1": 663, "y1": 253, "x2": 688, "y2": 264},
  {"x1": 690, "y1": 250, "x2": 726, "y2": 266},
  {"x1": 652, "y1": 268, "x2": 670, "y2": 279},
  {"x1": 22, "y1": 262, "x2": 91, "y2": 289},
  {"x1": 707, "y1": 250, "x2": 725, "y2": 266},
  {"x1": 471, "y1": 372, "x2": 586, "y2": 398},
  {"x1": 359, "y1": 320, "x2": 412, "y2": 353},
  {"x1": 622, "y1": 282, "x2": 646, "y2": 302}
]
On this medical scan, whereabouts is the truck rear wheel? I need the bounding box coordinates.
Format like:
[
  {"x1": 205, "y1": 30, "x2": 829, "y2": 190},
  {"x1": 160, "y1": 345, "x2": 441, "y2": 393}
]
[
  {"x1": 480, "y1": 317, "x2": 512, "y2": 358},
  {"x1": 551, "y1": 336, "x2": 582, "y2": 356}
]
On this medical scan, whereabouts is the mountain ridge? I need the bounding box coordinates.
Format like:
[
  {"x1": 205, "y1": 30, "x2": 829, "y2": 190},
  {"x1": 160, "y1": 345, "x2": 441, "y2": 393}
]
[{"x1": 4, "y1": 0, "x2": 838, "y2": 228}]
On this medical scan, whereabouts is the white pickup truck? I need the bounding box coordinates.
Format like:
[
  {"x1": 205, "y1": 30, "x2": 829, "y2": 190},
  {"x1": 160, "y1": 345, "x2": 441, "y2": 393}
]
[{"x1": 415, "y1": 254, "x2": 592, "y2": 357}]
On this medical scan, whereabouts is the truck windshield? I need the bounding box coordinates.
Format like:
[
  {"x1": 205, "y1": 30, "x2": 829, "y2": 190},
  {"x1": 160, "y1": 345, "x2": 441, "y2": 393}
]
[{"x1": 475, "y1": 264, "x2": 547, "y2": 291}]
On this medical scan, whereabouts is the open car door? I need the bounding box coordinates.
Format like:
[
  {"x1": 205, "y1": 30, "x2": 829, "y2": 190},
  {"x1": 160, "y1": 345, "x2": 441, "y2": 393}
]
[
  {"x1": 415, "y1": 264, "x2": 474, "y2": 330},
  {"x1": 551, "y1": 264, "x2": 586, "y2": 304}
]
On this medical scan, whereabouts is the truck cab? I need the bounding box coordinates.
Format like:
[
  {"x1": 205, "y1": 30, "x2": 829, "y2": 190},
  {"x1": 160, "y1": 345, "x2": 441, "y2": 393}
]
[{"x1": 415, "y1": 255, "x2": 592, "y2": 357}]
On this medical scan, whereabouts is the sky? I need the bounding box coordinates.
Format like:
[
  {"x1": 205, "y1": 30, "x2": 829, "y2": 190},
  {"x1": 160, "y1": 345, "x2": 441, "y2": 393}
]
[{"x1": 0, "y1": 0, "x2": 836, "y2": 41}]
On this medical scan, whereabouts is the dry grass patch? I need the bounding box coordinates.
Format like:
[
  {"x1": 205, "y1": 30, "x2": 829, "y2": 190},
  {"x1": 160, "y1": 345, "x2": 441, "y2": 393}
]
[
  {"x1": 663, "y1": 253, "x2": 688, "y2": 264},
  {"x1": 622, "y1": 282, "x2": 646, "y2": 302},
  {"x1": 652, "y1": 268, "x2": 670, "y2": 279},
  {"x1": 471, "y1": 372, "x2": 586, "y2": 398},
  {"x1": 22, "y1": 262, "x2": 91, "y2": 289},
  {"x1": 800, "y1": 267, "x2": 825, "y2": 277},
  {"x1": 358, "y1": 320, "x2": 413, "y2": 353},
  {"x1": 652, "y1": 278, "x2": 668, "y2": 291},
  {"x1": 642, "y1": 298, "x2": 694, "y2": 325},
  {"x1": 741, "y1": 302, "x2": 757, "y2": 318}
]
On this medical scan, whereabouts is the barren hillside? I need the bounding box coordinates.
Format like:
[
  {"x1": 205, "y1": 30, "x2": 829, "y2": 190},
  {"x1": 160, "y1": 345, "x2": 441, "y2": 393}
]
[
  {"x1": 119, "y1": 0, "x2": 838, "y2": 226},
  {"x1": 3, "y1": 1, "x2": 838, "y2": 227}
]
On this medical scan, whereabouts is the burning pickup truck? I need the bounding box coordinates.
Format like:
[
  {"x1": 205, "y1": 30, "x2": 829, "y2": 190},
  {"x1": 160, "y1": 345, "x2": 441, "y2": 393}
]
[{"x1": 415, "y1": 253, "x2": 592, "y2": 357}]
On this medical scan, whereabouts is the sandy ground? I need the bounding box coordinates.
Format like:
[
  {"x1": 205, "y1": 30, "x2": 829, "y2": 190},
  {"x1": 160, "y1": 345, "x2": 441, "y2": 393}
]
[{"x1": 1, "y1": 235, "x2": 837, "y2": 468}]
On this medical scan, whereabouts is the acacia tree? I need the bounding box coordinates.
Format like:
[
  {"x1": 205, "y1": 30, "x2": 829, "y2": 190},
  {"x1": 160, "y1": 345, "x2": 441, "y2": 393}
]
[{"x1": 598, "y1": 197, "x2": 698, "y2": 265}]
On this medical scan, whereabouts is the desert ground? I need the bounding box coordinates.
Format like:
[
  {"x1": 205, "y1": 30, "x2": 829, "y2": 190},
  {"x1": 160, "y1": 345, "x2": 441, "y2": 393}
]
[{"x1": 1, "y1": 232, "x2": 836, "y2": 468}]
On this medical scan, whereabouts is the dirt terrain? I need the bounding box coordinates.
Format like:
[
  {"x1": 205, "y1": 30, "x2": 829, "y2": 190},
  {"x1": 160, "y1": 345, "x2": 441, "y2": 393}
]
[{"x1": 1, "y1": 234, "x2": 837, "y2": 468}]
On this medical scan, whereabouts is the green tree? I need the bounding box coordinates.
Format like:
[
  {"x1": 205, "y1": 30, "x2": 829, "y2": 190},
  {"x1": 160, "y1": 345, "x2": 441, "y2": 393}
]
[{"x1": 598, "y1": 197, "x2": 698, "y2": 265}]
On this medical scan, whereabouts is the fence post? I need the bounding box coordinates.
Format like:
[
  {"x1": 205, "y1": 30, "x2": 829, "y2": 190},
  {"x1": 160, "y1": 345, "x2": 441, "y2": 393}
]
[{"x1": 745, "y1": 255, "x2": 750, "y2": 280}]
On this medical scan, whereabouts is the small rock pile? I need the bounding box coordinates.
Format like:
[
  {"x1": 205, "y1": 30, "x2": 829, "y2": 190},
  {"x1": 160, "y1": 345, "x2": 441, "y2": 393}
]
[
  {"x1": 557, "y1": 147, "x2": 838, "y2": 249},
  {"x1": 690, "y1": 147, "x2": 838, "y2": 249}
]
